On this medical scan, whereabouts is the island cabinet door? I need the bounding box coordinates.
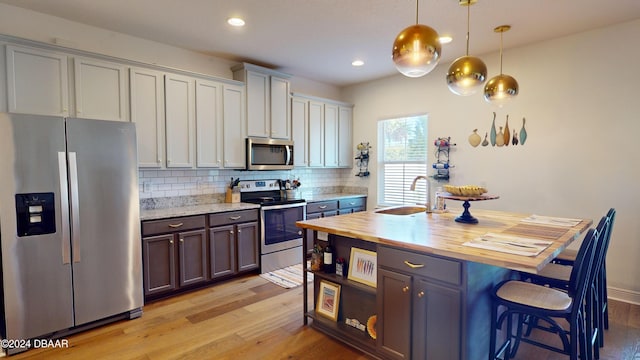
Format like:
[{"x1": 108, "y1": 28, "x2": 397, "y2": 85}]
[
  {"x1": 412, "y1": 278, "x2": 461, "y2": 360},
  {"x1": 377, "y1": 268, "x2": 412, "y2": 360}
]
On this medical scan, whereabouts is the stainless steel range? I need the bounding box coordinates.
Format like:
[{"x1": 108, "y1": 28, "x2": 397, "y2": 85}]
[{"x1": 239, "y1": 180, "x2": 306, "y2": 273}]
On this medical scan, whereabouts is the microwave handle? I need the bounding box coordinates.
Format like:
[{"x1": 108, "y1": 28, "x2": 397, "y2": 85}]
[{"x1": 285, "y1": 145, "x2": 292, "y2": 165}]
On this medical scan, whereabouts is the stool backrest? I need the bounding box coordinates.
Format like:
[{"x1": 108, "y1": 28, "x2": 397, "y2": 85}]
[{"x1": 568, "y1": 227, "x2": 599, "y2": 302}]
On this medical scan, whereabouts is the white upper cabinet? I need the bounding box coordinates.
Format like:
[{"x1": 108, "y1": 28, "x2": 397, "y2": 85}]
[
  {"x1": 165, "y1": 74, "x2": 195, "y2": 168},
  {"x1": 324, "y1": 103, "x2": 339, "y2": 167},
  {"x1": 291, "y1": 96, "x2": 308, "y2": 167},
  {"x1": 195, "y1": 79, "x2": 223, "y2": 168},
  {"x1": 307, "y1": 100, "x2": 324, "y2": 168},
  {"x1": 222, "y1": 83, "x2": 247, "y2": 169},
  {"x1": 6, "y1": 45, "x2": 69, "y2": 116},
  {"x1": 232, "y1": 63, "x2": 291, "y2": 140},
  {"x1": 338, "y1": 106, "x2": 353, "y2": 168},
  {"x1": 245, "y1": 70, "x2": 269, "y2": 138},
  {"x1": 130, "y1": 68, "x2": 165, "y2": 168},
  {"x1": 270, "y1": 76, "x2": 290, "y2": 139},
  {"x1": 74, "y1": 57, "x2": 127, "y2": 121},
  {"x1": 292, "y1": 93, "x2": 354, "y2": 169}
]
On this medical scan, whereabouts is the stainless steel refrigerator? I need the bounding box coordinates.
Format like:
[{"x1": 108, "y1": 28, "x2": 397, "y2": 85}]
[{"x1": 0, "y1": 113, "x2": 143, "y2": 355}]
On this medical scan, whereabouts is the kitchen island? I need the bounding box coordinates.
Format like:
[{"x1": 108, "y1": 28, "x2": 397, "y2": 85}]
[{"x1": 296, "y1": 207, "x2": 592, "y2": 360}]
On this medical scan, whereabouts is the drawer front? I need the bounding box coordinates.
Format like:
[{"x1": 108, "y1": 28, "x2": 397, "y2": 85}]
[
  {"x1": 338, "y1": 197, "x2": 365, "y2": 209},
  {"x1": 209, "y1": 209, "x2": 259, "y2": 227},
  {"x1": 307, "y1": 200, "x2": 338, "y2": 214},
  {"x1": 142, "y1": 215, "x2": 206, "y2": 236},
  {"x1": 378, "y1": 246, "x2": 461, "y2": 286}
]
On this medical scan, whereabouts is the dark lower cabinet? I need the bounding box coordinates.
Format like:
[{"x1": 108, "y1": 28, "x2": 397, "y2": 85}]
[
  {"x1": 178, "y1": 229, "x2": 207, "y2": 287},
  {"x1": 377, "y1": 246, "x2": 462, "y2": 360},
  {"x1": 236, "y1": 221, "x2": 259, "y2": 271},
  {"x1": 142, "y1": 209, "x2": 259, "y2": 301},
  {"x1": 377, "y1": 268, "x2": 462, "y2": 360},
  {"x1": 142, "y1": 215, "x2": 207, "y2": 298},
  {"x1": 209, "y1": 210, "x2": 259, "y2": 279},
  {"x1": 142, "y1": 234, "x2": 176, "y2": 295},
  {"x1": 209, "y1": 224, "x2": 236, "y2": 278}
]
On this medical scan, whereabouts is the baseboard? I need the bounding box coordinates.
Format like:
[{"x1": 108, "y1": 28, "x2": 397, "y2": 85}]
[{"x1": 608, "y1": 286, "x2": 640, "y2": 305}]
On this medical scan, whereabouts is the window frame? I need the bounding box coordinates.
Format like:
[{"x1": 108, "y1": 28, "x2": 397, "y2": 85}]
[{"x1": 377, "y1": 114, "x2": 429, "y2": 207}]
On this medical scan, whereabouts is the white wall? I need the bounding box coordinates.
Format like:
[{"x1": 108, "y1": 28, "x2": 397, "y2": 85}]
[
  {"x1": 0, "y1": 3, "x2": 341, "y2": 99},
  {"x1": 341, "y1": 19, "x2": 640, "y2": 302}
]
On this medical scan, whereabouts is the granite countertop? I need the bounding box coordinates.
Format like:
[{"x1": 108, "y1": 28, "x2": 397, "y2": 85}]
[
  {"x1": 140, "y1": 193, "x2": 366, "y2": 221},
  {"x1": 141, "y1": 202, "x2": 260, "y2": 221}
]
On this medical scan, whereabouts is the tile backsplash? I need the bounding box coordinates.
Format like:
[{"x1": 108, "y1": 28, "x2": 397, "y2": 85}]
[{"x1": 139, "y1": 167, "x2": 368, "y2": 209}]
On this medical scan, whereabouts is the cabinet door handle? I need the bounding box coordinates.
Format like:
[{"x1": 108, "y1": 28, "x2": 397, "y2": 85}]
[
  {"x1": 237, "y1": 229, "x2": 242, "y2": 233},
  {"x1": 229, "y1": 215, "x2": 242, "y2": 220},
  {"x1": 169, "y1": 240, "x2": 174, "y2": 244},
  {"x1": 230, "y1": 230, "x2": 234, "y2": 234},
  {"x1": 349, "y1": 202, "x2": 356, "y2": 205},
  {"x1": 319, "y1": 205, "x2": 328, "y2": 209},
  {"x1": 404, "y1": 260, "x2": 425, "y2": 269},
  {"x1": 168, "y1": 223, "x2": 184, "y2": 228},
  {"x1": 179, "y1": 238, "x2": 184, "y2": 243},
  {"x1": 402, "y1": 286, "x2": 409, "y2": 293},
  {"x1": 417, "y1": 291, "x2": 425, "y2": 298}
]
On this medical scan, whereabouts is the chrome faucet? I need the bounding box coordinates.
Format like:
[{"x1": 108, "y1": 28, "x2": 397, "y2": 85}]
[{"x1": 410, "y1": 176, "x2": 432, "y2": 213}]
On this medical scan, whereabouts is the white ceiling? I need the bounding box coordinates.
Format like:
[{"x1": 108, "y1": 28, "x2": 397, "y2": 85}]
[{"x1": 2, "y1": 0, "x2": 640, "y2": 87}]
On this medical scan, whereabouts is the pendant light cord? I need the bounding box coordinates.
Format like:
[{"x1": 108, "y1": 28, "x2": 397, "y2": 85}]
[
  {"x1": 465, "y1": 2, "x2": 470, "y2": 56},
  {"x1": 499, "y1": 31, "x2": 504, "y2": 75},
  {"x1": 415, "y1": 0, "x2": 419, "y2": 25}
]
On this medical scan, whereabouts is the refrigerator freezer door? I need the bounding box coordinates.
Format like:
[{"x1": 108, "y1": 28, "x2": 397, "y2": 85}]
[
  {"x1": 65, "y1": 118, "x2": 143, "y2": 325},
  {"x1": 0, "y1": 113, "x2": 74, "y2": 341}
]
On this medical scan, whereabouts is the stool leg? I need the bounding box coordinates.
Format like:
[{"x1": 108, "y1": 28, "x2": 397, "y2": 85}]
[{"x1": 489, "y1": 302, "x2": 498, "y2": 360}]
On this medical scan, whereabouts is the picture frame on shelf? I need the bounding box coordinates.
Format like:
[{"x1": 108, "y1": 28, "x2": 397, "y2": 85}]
[
  {"x1": 316, "y1": 280, "x2": 341, "y2": 321},
  {"x1": 347, "y1": 247, "x2": 377, "y2": 288}
]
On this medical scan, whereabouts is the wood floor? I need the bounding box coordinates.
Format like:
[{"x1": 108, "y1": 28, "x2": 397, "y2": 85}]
[{"x1": 8, "y1": 274, "x2": 640, "y2": 360}]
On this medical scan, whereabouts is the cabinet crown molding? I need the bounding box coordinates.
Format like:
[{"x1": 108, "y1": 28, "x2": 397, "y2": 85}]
[{"x1": 231, "y1": 62, "x2": 291, "y2": 79}]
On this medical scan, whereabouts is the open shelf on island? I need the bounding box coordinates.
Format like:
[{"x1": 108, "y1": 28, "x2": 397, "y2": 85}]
[{"x1": 309, "y1": 269, "x2": 377, "y2": 295}]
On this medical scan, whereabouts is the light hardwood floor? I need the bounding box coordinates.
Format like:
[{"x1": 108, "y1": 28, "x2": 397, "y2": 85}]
[{"x1": 8, "y1": 274, "x2": 640, "y2": 359}]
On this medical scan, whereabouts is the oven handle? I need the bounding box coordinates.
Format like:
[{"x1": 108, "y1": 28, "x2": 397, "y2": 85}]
[{"x1": 260, "y1": 201, "x2": 307, "y2": 211}]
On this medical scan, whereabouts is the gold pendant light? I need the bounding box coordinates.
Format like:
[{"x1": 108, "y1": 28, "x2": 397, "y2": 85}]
[
  {"x1": 446, "y1": 0, "x2": 487, "y2": 96},
  {"x1": 392, "y1": 0, "x2": 441, "y2": 78},
  {"x1": 484, "y1": 25, "x2": 519, "y2": 106}
]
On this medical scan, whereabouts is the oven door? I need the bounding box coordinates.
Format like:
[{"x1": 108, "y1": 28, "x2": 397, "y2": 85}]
[{"x1": 260, "y1": 202, "x2": 306, "y2": 254}]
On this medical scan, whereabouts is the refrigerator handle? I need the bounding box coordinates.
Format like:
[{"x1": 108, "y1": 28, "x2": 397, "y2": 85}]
[
  {"x1": 69, "y1": 152, "x2": 81, "y2": 263},
  {"x1": 58, "y1": 152, "x2": 72, "y2": 264}
]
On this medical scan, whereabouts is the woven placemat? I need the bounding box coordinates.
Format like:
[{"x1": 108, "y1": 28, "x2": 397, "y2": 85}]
[{"x1": 502, "y1": 223, "x2": 569, "y2": 240}]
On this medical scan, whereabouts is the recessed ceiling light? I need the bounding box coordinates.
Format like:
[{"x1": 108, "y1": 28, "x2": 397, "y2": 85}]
[
  {"x1": 227, "y1": 17, "x2": 245, "y2": 27},
  {"x1": 352, "y1": 60, "x2": 365, "y2": 67},
  {"x1": 439, "y1": 35, "x2": 453, "y2": 44}
]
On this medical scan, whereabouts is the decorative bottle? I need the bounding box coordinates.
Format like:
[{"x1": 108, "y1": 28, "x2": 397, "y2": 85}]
[{"x1": 323, "y1": 243, "x2": 334, "y2": 273}]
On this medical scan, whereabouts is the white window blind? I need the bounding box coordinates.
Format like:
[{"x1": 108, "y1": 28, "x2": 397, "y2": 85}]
[{"x1": 378, "y1": 115, "x2": 428, "y2": 206}]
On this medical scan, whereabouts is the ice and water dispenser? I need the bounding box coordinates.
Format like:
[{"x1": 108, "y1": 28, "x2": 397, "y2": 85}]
[{"x1": 15, "y1": 193, "x2": 56, "y2": 236}]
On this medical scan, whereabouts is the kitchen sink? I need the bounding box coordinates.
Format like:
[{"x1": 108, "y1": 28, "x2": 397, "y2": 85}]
[{"x1": 375, "y1": 205, "x2": 428, "y2": 215}]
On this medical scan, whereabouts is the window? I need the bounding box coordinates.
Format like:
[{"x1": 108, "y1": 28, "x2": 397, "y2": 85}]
[{"x1": 378, "y1": 115, "x2": 428, "y2": 206}]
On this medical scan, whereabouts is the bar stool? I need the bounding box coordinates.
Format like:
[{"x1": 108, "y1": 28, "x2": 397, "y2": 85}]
[
  {"x1": 554, "y1": 208, "x2": 616, "y2": 338},
  {"x1": 489, "y1": 227, "x2": 600, "y2": 360},
  {"x1": 537, "y1": 208, "x2": 615, "y2": 351},
  {"x1": 521, "y1": 213, "x2": 611, "y2": 359}
]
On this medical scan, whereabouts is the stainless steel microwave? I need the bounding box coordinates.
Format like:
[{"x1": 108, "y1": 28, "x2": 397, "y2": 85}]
[{"x1": 246, "y1": 137, "x2": 294, "y2": 170}]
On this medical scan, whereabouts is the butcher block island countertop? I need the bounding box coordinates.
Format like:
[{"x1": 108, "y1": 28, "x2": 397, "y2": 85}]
[{"x1": 296, "y1": 207, "x2": 592, "y2": 273}]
